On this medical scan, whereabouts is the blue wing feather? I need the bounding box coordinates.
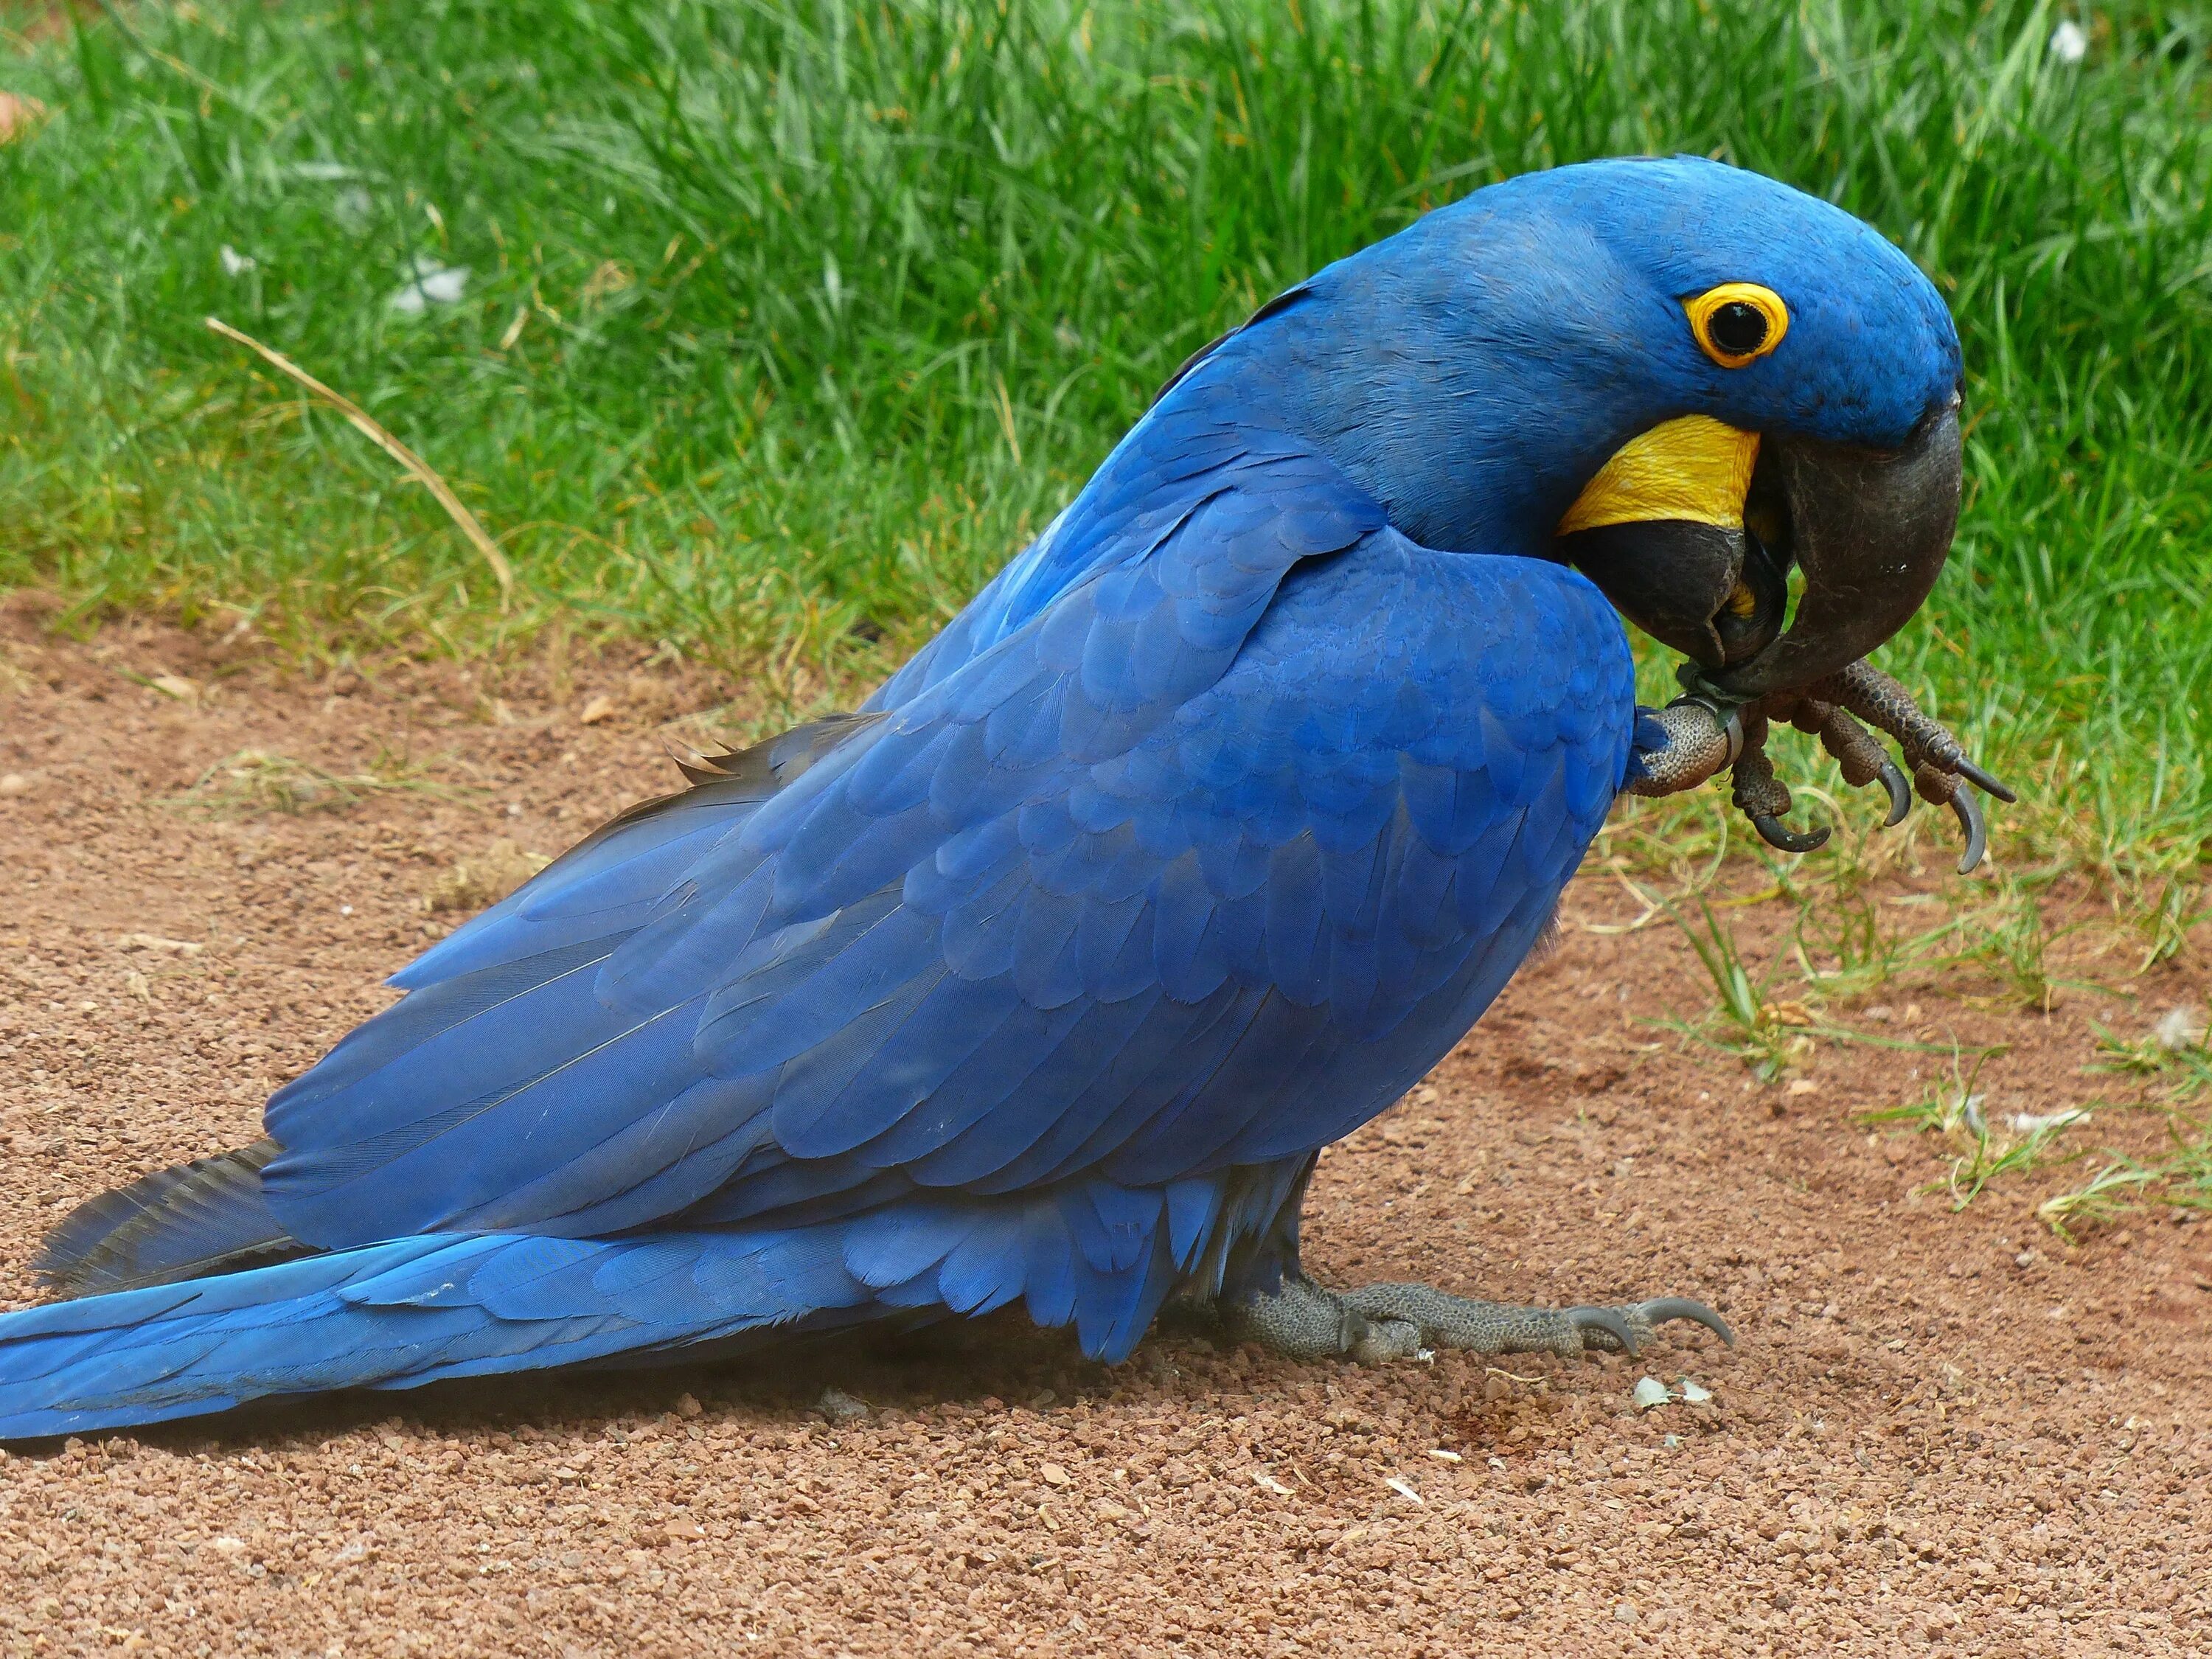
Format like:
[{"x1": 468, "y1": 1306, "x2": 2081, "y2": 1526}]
[
  {"x1": 267, "y1": 499, "x2": 1628, "y2": 1268},
  {"x1": 4, "y1": 406, "x2": 1640, "y2": 1436}
]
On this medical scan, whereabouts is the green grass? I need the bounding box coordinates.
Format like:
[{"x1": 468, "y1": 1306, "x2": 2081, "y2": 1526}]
[
  {"x1": 3, "y1": 0, "x2": 2211, "y2": 879},
  {"x1": 2040, "y1": 1016, "x2": 2212, "y2": 1236},
  {"x1": 164, "y1": 743, "x2": 473, "y2": 816},
  {"x1": 1658, "y1": 866, "x2": 2212, "y2": 1229},
  {"x1": 1857, "y1": 1048, "x2": 2095, "y2": 1211}
]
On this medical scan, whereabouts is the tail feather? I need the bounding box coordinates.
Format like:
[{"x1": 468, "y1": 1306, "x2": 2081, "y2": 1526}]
[
  {"x1": 0, "y1": 1230, "x2": 870, "y2": 1440},
  {"x1": 35, "y1": 1141, "x2": 307, "y2": 1296},
  {"x1": 0, "y1": 1165, "x2": 1310, "y2": 1439}
]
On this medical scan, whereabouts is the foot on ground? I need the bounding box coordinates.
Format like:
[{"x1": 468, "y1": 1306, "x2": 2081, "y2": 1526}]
[{"x1": 1223, "y1": 1274, "x2": 1735, "y2": 1363}]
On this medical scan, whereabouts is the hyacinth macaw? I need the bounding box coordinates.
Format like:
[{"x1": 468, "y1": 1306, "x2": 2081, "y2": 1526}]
[{"x1": 0, "y1": 156, "x2": 2007, "y2": 1439}]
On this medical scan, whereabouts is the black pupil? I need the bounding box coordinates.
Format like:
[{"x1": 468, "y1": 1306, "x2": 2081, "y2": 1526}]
[{"x1": 1709, "y1": 301, "x2": 1770, "y2": 356}]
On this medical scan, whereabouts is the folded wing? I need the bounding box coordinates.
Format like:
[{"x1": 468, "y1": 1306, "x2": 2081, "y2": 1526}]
[{"x1": 257, "y1": 422, "x2": 1630, "y2": 1279}]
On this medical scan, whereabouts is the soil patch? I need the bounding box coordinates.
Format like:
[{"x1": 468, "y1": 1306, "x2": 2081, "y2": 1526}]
[{"x1": 1, "y1": 609, "x2": 2206, "y2": 1656}]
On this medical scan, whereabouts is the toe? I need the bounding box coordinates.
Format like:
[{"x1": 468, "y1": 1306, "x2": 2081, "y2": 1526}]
[
  {"x1": 1565, "y1": 1306, "x2": 1642, "y2": 1357},
  {"x1": 1348, "y1": 1312, "x2": 1426, "y2": 1365},
  {"x1": 1628, "y1": 1296, "x2": 1737, "y2": 1348}
]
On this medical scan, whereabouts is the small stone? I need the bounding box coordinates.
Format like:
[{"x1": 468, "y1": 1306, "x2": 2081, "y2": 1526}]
[
  {"x1": 673, "y1": 1391, "x2": 703, "y2": 1418},
  {"x1": 1613, "y1": 1601, "x2": 1638, "y2": 1625},
  {"x1": 1039, "y1": 1462, "x2": 1071, "y2": 1488},
  {"x1": 150, "y1": 673, "x2": 199, "y2": 702},
  {"x1": 117, "y1": 933, "x2": 203, "y2": 955},
  {"x1": 1772, "y1": 1590, "x2": 1797, "y2": 1611},
  {"x1": 816, "y1": 1385, "x2": 869, "y2": 1424},
  {"x1": 0, "y1": 773, "x2": 28, "y2": 796},
  {"x1": 662, "y1": 1517, "x2": 705, "y2": 1541},
  {"x1": 578, "y1": 693, "x2": 616, "y2": 726}
]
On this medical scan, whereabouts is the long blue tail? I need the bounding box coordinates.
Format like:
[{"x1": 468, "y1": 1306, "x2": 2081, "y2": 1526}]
[
  {"x1": 0, "y1": 1167, "x2": 1304, "y2": 1439},
  {"x1": 0, "y1": 1228, "x2": 872, "y2": 1439}
]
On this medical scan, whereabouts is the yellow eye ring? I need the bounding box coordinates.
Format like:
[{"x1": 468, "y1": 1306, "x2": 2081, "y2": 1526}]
[{"x1": 1686, "y1": 282, "x2": 1790, "y2": 369}]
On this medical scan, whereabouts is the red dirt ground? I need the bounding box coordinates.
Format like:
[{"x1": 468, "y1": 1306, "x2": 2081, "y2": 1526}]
[{"x1": 1, "y1": 601, "x2": 2206, "y2": 1658}]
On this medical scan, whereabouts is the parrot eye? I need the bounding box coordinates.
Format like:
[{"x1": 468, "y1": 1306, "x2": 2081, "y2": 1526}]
[
  {"x1": 1710, "y1": 304, "x2": 1767, "y2": 355},
  {"x1": 1686, "y1": 283, "x2": 1790, "y2": 369}
]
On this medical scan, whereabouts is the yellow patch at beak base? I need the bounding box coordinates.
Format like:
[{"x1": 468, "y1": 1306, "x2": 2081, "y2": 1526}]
[{"x1": 1557, "y1": 414, "x2": 1761, "y2": 536}]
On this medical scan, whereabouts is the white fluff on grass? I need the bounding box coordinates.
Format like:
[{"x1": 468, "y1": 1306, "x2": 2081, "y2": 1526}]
[
  {"x1": 389, "y1": 261, "x2": 470, "y2": 313},
  {"x1": 2008, "y1": 1107, "x2": 2092, "y2": 1135},
  {"x1": 2153, "y1": 1005, "x2": 2206, "y2": 1051}
]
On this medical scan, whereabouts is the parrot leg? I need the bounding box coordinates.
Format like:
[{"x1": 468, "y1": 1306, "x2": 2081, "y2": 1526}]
[{"x1": 1221, "y1": 1271, "x2": 1733, "y2": 1364}]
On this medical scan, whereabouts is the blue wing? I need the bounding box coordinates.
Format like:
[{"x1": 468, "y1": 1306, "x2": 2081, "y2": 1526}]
[{"x1": 248, "y1": 411, "x2": 1632, "y2": 1362}]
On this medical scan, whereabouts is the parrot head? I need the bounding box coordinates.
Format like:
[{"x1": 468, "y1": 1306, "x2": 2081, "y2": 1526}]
[{"x1": 1176, "y1": 155, "x2": 1966, "y2": 702}]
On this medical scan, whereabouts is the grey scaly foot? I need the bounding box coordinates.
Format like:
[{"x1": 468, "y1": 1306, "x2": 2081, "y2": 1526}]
[{"x1": 1223, "y1": 1273, "x2": 1734, "y2": 1364}]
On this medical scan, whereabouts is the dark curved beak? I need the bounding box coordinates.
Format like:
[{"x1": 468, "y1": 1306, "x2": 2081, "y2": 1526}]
[
  {"x1": 1711, "y1": 400, "x2": 1962, "y2": 698},
  {"x1": 1557, "y1": 399, "x2": 1962, "y2": 700}
]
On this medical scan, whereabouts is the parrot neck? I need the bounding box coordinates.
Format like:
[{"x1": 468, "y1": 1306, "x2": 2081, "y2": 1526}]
[
  {"x1": 1163, "y1": 237, "x2": 1669, "y2": 561},
  {"x1": 1171, "y1": 337, "x2": 1634, "y2": 561}
]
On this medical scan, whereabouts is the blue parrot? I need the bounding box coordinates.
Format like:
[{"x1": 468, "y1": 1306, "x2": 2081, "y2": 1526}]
[{"x1": 0, "y1": 156, "x2": 2006, "y2": 1439}]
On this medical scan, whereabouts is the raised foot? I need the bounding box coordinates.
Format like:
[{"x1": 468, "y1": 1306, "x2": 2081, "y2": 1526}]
[{"x1": 1224, "y1": 1275, "x2": 1734, "y2": 1364}]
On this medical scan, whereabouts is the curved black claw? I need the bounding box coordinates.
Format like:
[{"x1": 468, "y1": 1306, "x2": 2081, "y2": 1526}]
[
  {"x1": 1632, "y1": 1297, "x2": 1738, "y2": 1349},
  {"x1": 1951, "y1": 787, "x2": 1989, "y2": 874},
  {"x1": 1955, "y1": 756, "x2": 2017, "y2": 804},
  {"x1": 1751, "y1": 813, "x2": 1831, "y2": 855},
  {"x1": 1566, "y1": 1306, "x2": 1642, "y2": 1357},
  {"x1": 1876, "y1": 757, "x2": 1912, "y2": 828}
]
